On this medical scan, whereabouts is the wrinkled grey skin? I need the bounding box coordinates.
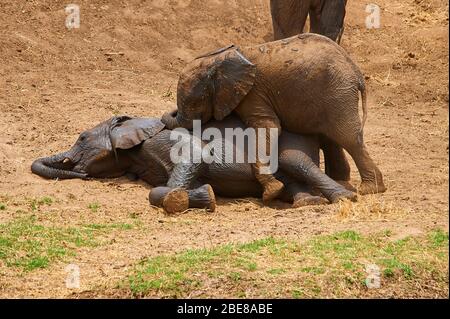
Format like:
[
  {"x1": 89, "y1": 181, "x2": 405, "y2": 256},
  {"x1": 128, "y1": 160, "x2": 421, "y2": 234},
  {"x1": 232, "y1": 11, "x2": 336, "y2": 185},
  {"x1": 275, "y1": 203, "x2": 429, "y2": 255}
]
[
  {"x1": 32, "y1": 115, "x2": 355, "y2": 206},
  {"x1": 161, "y1": 34, "x2": 386, "y2": 196},
  {"x1": 270, "y1": 0, "x2": 347, "y2": 43}
]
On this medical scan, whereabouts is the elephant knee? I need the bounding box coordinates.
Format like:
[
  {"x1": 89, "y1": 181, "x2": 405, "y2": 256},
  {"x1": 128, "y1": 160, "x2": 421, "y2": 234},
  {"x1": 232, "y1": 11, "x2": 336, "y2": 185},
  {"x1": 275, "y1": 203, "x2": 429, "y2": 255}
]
[{"x1": 279, "y1": 150, "x2": 311, "y2": 171}]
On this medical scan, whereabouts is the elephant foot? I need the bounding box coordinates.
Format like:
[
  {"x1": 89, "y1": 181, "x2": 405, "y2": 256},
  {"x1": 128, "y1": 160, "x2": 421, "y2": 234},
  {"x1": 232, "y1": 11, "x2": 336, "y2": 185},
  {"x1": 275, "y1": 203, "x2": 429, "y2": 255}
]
[
  {"x1": 358, "y1": 181, "x2": 387, "y2": 195},
  {"x1": 292, "y1": 194, "x2": 328, "y2": 208},
  {"x1": 336, "y1": 180, "x2": 357, "y2": 192},
  {"x1": 149, "y1": 187, "x2": 172, "y2": 207},
  {"x1": 150, "y1": 185, "x2": 216, "y2": 214},
  {"x1": 262, "y1": 179, "x2": 285, "y2": 204},
  {"x1": 329, "y1": 189, "x2": 358, "y2": 204},
  {"x1": 188, "y1": 184, "x2": 216, "y2": 213},
  {"x1": 163, "y1": 188, "x2": 189, "y2": 214}
]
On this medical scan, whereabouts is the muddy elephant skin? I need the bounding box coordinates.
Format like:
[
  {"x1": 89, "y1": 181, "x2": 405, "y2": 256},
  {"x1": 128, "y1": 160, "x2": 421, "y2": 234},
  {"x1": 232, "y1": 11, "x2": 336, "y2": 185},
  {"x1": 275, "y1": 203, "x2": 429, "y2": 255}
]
[
  {"x1": 32, "y1": 115, "x2": 355, "y2": 210},
  {"x1": 161, "y1": 34, "x2": 386, "y2": 198}
]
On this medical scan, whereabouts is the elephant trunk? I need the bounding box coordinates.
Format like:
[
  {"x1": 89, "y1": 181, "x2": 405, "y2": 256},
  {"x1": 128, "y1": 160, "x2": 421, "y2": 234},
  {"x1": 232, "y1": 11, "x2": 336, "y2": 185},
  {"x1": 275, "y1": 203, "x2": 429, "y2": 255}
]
[
  {"x1": 161, "y1": 110, "x2": 194, "y2": 130},
  {"x1": 31, "y1": 151, "x2": 87, "y2": 180}
]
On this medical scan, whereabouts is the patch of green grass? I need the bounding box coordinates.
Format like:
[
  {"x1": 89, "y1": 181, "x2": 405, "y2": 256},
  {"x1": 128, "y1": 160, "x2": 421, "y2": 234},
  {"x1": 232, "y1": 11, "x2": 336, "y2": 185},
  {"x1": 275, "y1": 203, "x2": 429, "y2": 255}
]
[
  {"x1": 129, "y1": 238, "x2": 278, "y2": 297},
  {"x1": 26, "y1": 256, "x2": 49, "y2": 270},
  {"x1": 342, "y1": 261, "x2": 355, "y2": 270},
  {"x1": 228, "y1": 272, "x2": 242, "y2": 282},
  {"x1": 381, "y1": 257, "x2": 414, "y2": 279},
  {"x1": 246, "y1": 262, "x2": 257, "y2": 271},
  {"x1": 29, "y1": 196, "x2": 54, "y2": 211},
  {"x1": 237, "y1": 237, "x2": 277, "y2": 253},
  {"x1": 88, "y1": 202, "x2": 100, "y2": 213},
  {"x1": 0, "y1": 216, "x2": 136, "y2": 271},
  {"x1": 267, "y1": 268, "x2": 286, "y2": 275},
  {"x1": 126, "y1": 229, "x2": 449, "y2": 298},
  {"x1": 429, "y1": 229, "x2": 449, "y2": 247},
  {"x1": 292, "y1": 289, "x2": 304, "y2": 299},
  {"x1": 339, "y1": 230, "x2": 361, "y2": 241},
  {"x1": 301, "y1": 266, "x2": 325, "y2": 274},
  {"x1": 0, "y1": 216, "x2": 96, "y2": 271},
  {"x1": 84, "y1": 223, "x2": 134, "y2": 231},
  {"x1": 39, "y1": 197, "x2": 53, "y2": 205}
]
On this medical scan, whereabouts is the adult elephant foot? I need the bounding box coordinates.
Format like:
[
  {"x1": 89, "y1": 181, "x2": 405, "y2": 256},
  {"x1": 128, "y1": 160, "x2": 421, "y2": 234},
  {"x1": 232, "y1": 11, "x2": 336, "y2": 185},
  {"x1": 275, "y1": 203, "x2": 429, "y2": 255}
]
[
  {"x1": 329, "y1": 189, "x2": 358, "y2": 204},
  {"x1": 292, "y1": 194, "x2": 328, "y2": 208},
  {"x1": 358, "y1": 181, "x2": 387, "y2": 195}
]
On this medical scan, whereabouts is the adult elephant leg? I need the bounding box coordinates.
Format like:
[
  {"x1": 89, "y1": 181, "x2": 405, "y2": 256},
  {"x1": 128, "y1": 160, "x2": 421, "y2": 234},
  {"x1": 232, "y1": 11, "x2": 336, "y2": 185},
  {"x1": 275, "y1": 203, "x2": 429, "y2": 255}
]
[
  {"x1": 270, "y1": 0, "x2": 310, "y2": 40},
  {"x1": 319, "y1": 135, "x2": 355, "y2": 191},
  {"x1": 320, "y1": 0, "x2": 347, "y2": 42},
  {"x1": 279, "y1": 148, "x2": 357, "y2": 203},
  {"x1": 309, "y1": 4, "x2": 321, "y2": 34}
]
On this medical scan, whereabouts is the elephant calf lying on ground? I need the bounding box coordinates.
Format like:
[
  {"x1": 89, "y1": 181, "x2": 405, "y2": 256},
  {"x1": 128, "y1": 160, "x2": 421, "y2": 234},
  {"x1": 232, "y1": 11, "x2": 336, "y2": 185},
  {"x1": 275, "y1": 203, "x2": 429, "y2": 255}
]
[{"x1": 31, "y1": 115, "x2": 356, "y2": 213}]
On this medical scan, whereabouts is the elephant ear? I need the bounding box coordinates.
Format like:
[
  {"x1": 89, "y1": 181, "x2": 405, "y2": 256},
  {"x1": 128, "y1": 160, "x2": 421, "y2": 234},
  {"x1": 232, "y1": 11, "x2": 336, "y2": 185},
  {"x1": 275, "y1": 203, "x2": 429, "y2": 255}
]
[
  {"x1": 109, "y1": 116, "x2": 165, "y2": 150},
  {"x1": 198, "y1": 46, "x2": 256, "y2": 121}
]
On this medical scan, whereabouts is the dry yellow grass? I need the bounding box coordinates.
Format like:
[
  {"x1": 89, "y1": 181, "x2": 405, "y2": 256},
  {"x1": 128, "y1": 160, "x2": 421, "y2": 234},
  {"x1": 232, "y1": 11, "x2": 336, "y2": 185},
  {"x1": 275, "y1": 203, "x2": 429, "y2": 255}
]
[{"x1": 335, "y1": 195, "x2": 411, "y2": 221}]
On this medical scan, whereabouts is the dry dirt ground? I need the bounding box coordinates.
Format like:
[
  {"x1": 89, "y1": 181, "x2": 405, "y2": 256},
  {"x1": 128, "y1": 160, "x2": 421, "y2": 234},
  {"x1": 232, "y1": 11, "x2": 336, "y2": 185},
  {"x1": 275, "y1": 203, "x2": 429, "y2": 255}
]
[{"x1": 0, "y1": 0, "x2": 448, "y2": 298}]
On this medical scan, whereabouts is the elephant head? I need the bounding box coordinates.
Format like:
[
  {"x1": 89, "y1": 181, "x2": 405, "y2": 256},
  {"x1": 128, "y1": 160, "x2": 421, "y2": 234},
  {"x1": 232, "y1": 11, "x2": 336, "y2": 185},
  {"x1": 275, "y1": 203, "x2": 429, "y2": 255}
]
[
  {"x1": 319, "y1": 0, "x2": 347, "y2": 43},
  {"x1": 162, "y1": 45, "x2": 256, "y2": 130},
  {"x1": 31, "y1": 116, "x2": 165, "y2": 180}
]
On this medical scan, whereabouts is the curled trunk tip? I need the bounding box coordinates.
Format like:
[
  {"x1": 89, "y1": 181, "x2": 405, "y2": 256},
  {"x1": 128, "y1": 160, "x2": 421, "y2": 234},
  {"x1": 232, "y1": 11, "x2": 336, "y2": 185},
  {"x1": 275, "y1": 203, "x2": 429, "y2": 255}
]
[
  {"x1": 162, "y1": 110, "x2": 190, "y2": 130},
  {"x1": 31, "y1": 154, "x2": 87, "y2": 180}
]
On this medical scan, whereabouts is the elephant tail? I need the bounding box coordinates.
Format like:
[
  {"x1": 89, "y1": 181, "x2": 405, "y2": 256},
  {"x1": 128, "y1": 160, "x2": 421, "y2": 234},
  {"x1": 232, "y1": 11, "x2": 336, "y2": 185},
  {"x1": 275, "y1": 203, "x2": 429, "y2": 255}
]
[{"x1": 358, "y1": 79, "x2": 368, "y2": 134}]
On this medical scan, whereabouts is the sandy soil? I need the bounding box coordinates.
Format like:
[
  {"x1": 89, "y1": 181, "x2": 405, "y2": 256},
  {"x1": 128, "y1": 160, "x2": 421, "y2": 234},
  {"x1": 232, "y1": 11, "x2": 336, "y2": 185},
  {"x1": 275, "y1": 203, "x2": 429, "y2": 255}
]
[{"x1": 0, "y1": 0, "x2": 448, "y2": 298}]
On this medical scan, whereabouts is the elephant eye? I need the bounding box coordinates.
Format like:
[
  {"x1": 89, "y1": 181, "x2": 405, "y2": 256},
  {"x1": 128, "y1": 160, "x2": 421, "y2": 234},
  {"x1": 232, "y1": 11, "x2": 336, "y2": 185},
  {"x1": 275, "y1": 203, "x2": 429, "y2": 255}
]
[{"x1": 79, "y1": 133, "x2": 88, "y2": 142}]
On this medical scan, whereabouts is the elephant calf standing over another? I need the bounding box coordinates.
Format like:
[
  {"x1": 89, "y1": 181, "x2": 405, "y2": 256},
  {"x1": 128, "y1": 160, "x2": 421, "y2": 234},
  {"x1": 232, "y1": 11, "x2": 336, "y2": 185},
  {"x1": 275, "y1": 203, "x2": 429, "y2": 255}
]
[{"x1": 162, "y1": 34, "x2": 386, "y2": 199}]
